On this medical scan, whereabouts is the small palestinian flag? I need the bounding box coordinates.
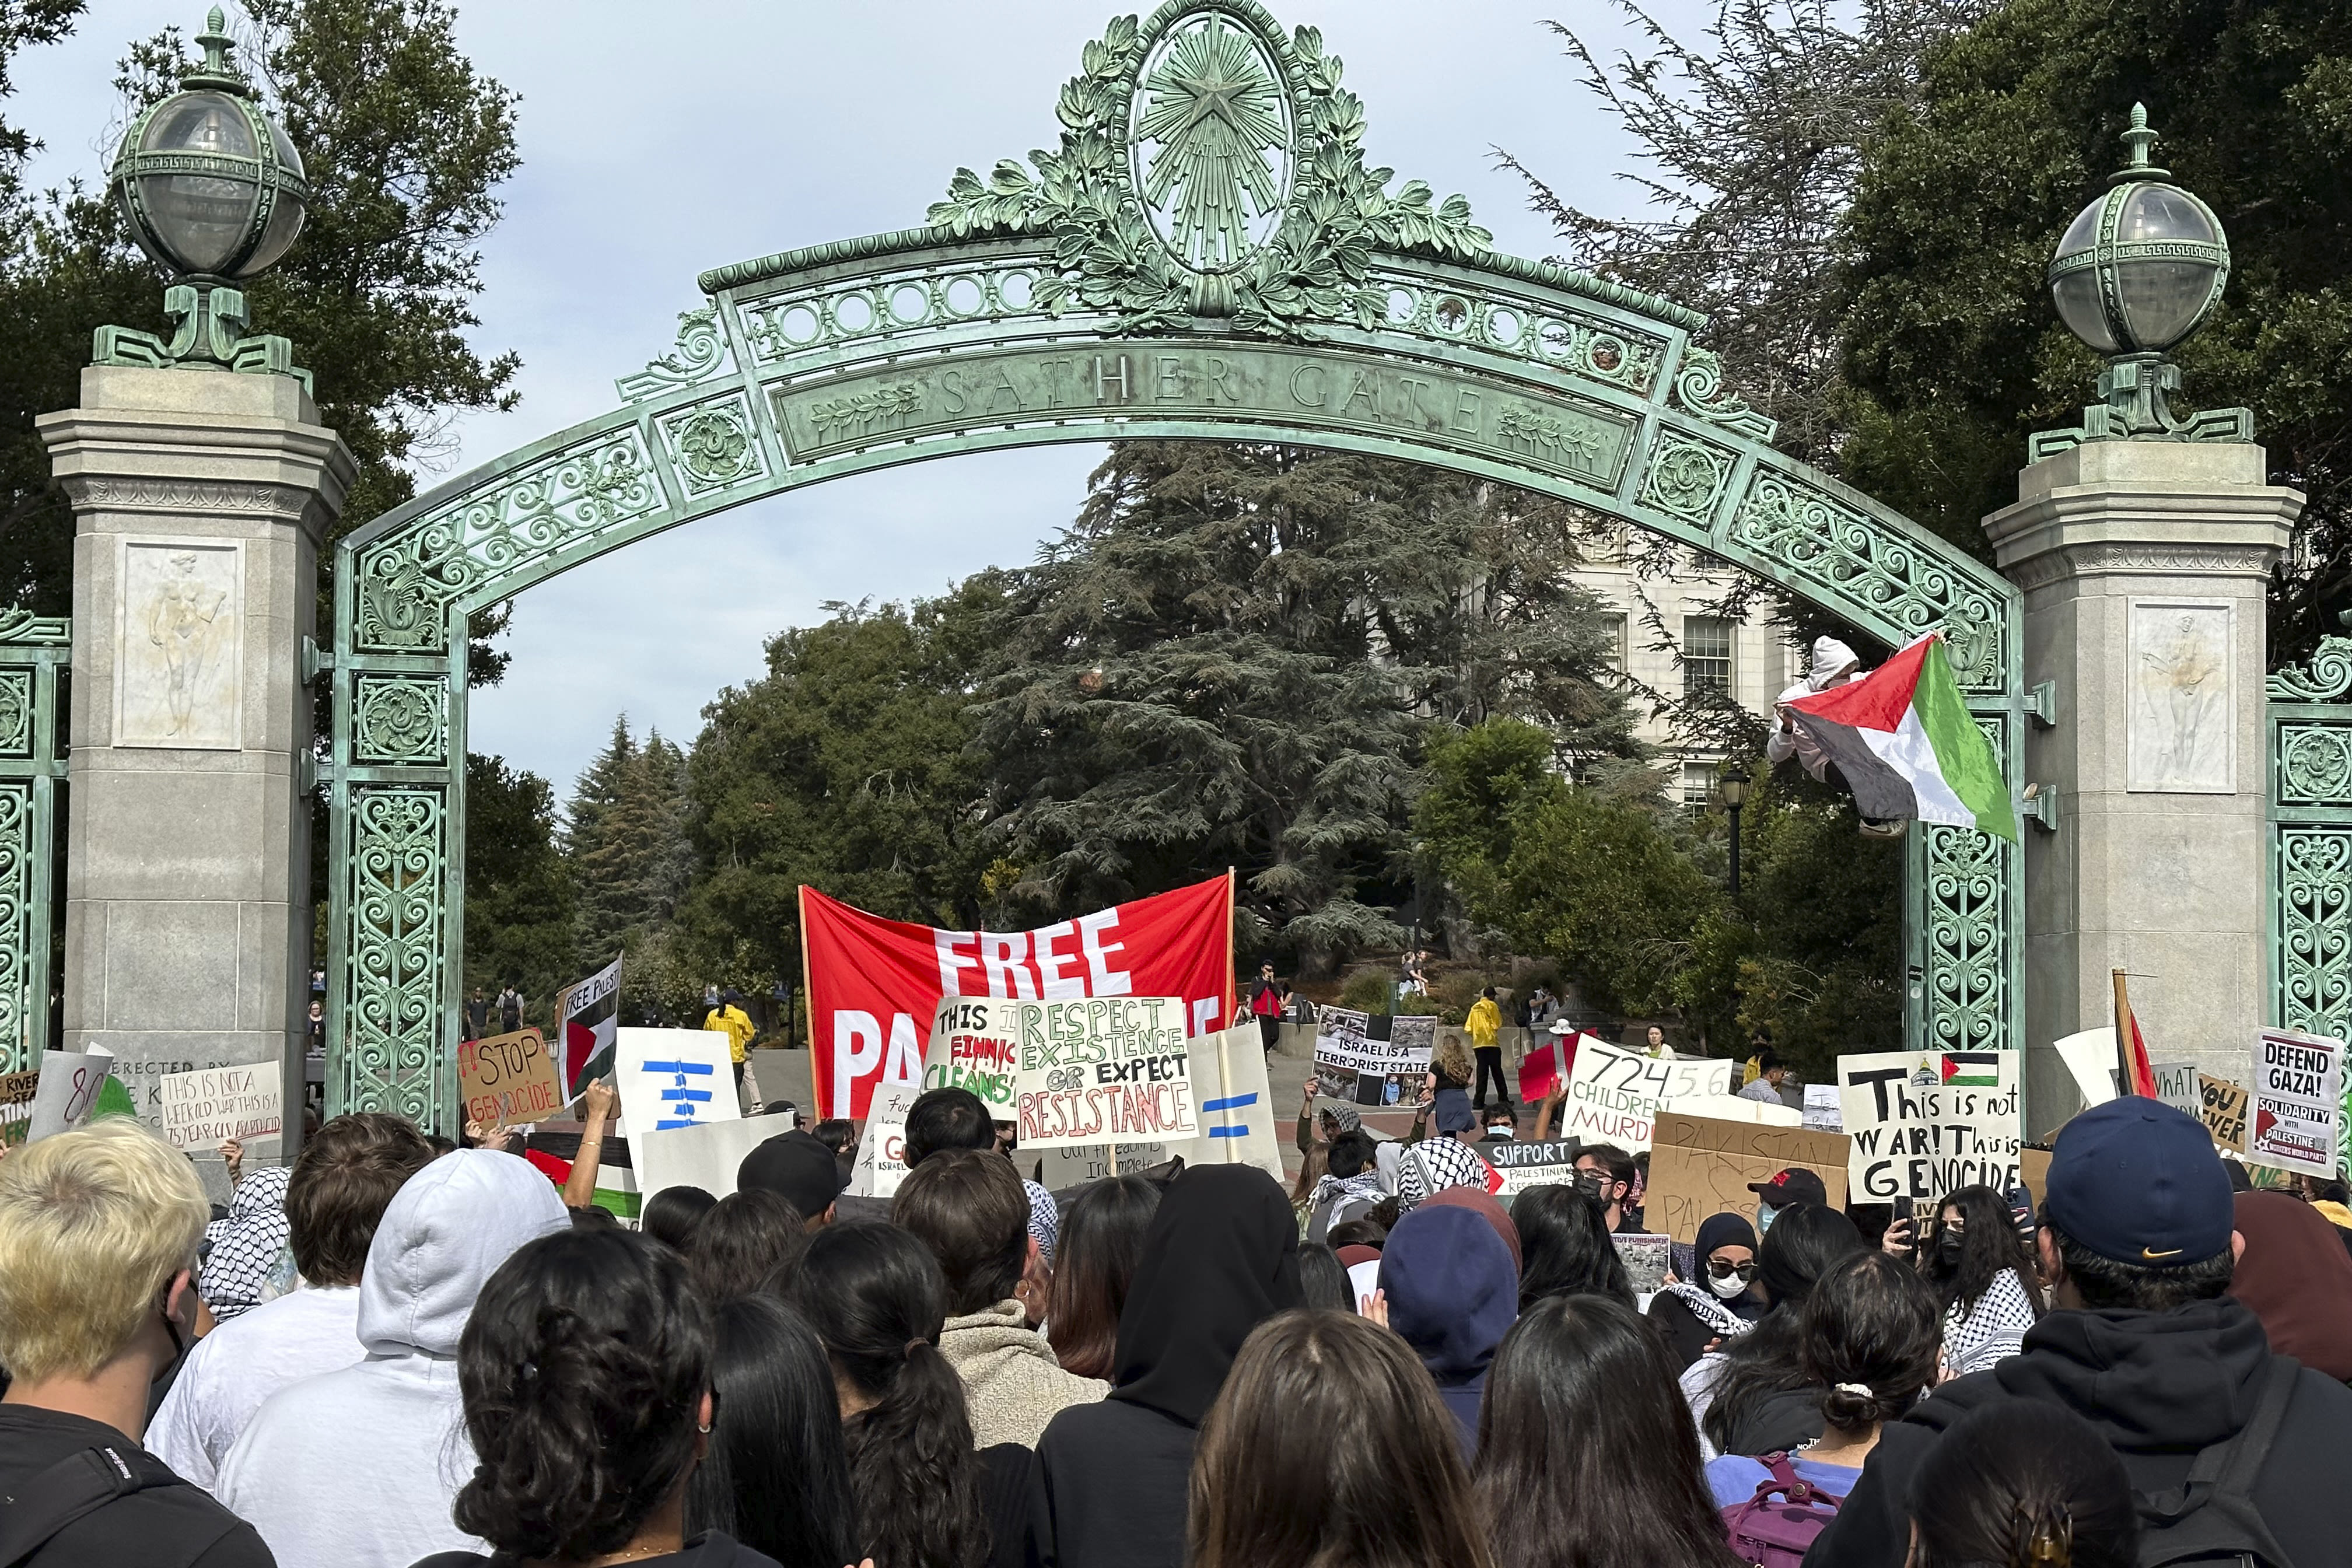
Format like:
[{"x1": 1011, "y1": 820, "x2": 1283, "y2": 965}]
[
  {"x1": 1784, "y1": 635, "x2": 2017, "y2": 841},
  {"x1": 1941, "y1": 1053, "x2": 2000, "y2": 1087}
]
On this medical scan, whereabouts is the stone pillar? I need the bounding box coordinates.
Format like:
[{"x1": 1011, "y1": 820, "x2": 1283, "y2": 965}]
[
  {"x1": 1983, "y1": 441, "x2": 2301, "y2": 1130},
  {"x1": 39, "y1": 366, "x2": 353, "y2": 1180}
]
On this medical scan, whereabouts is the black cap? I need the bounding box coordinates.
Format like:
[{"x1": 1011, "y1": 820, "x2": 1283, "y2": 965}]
[
  {"x1": 737, "y1": 1130, "x2": 847, "y2": 1217},
  {"x1": 1748, "y1": 1167, "x2": 1828, "y2": 1208}
]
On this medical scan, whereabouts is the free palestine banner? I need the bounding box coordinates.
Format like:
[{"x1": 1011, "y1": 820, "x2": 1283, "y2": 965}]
[{"x1": 802, "y1": 875, "x2": 1234, "y2": 1120}]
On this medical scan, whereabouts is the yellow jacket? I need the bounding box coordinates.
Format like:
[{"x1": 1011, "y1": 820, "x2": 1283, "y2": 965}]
[
  {"x1": 704, "y1": 1003, "x2": 755, "y2": 1063},
  {"x1": 1465, "y1": 996, "x2": 1502, "y2": 1048}
]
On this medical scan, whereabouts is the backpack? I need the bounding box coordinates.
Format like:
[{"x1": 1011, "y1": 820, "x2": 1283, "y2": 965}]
[
  {"x1": 1721, "y1": 1451, "x2": 1843, "y2": 1568},
  {"x1": 2132, "y1": 1354, "x2": 2301, "y2": 1568},
  {"x1": 0, "y1": 1442, "x2": 188, "y2": 1568}
]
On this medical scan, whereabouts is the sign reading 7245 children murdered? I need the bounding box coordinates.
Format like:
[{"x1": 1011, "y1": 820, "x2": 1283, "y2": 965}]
[
  {"x1": 1554, "y1": 1040, "x2": 1733, "y2": 1153},
  {"x1": 1836, "y1": 1051, "x2": 2021, "y2": 1202}
]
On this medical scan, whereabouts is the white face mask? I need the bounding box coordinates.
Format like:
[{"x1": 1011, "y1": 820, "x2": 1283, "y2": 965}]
[
  {"x1": 1707, "y1": 1269, "x2": 1752, "y2": 1299},
  {"x1": 1756, "y1": 1202, "x2": 1779, "y2": 1234}
]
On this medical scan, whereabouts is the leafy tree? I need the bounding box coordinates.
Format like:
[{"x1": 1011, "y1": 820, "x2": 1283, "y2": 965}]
[
  {"x1": 462, "y1": 751, "x2": 575, "y2": 1021},
  {"x1": 975, "y1": 441, "x2": 1639, "y2": 972},
  {"x1": 564, "y1": 718, "x2": 691, "y2": 978}
]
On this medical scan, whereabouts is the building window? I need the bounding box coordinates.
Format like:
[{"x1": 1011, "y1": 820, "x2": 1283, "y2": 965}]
[
  {"x1": 1684, "y1": 616, "x2": 1733, "y2": 696},
  {"x1": 1681, "y1": 760, "x2": 1717, "y2": 808},
  {"x1": 1604, "y1": 613, "x2": 1628, "y2": 670}
]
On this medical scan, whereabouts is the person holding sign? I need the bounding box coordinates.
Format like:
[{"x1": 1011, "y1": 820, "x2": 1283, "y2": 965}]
[{"x1": 1647, "y1": 1212, "x2": 1767, "y2": 1370}]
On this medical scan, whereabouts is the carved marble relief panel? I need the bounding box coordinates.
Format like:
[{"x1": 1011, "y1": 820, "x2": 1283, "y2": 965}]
[
  {"x1": 2127, "y1": 598, "x2": 2233, "y2": 794},
  {"x1": 114, "y1": 538, "x2": 242, "y2": 751}
]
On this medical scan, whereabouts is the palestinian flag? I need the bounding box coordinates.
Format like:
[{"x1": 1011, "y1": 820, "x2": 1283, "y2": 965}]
[
  {"x1": 556, "y1": 954, "x2": 623, "y2": 1095},
  {"x1": 1784, "y1": 635, "x2": 2017, "y2": 841},
  {"x1": 1941, "y1": 1053, "x2": 2000, "y2": 1087}
]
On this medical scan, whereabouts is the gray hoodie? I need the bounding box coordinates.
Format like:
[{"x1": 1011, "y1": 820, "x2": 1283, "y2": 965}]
[{"x1": 215, "y1": 1149, "x2": 569, "y2": 1568}]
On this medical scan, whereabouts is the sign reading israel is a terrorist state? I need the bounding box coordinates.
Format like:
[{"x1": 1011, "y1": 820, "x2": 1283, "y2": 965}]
[{"x1": 1836, "y1": 1051, "x2": 2021, "y2": 1202}]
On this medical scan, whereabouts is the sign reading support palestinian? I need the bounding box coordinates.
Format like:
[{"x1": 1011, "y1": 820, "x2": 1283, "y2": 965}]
[
  {"x1": 157, "y1": 1062, "x2": 284, "y2": 1150},
  {"x1": 1016, "y1": 996, "x2": 1197, "y2": 1151},
  {"x1": 1483, "y1": 1136, "x2": 1581, "y2": 1196},
  {"x1": 457, "y1": 1028, "x2": 566, "y2": 1129},
  {"x1": 556, "y1": 954, "x2": 623, "y2": 1094},
  {"x1": 2199, "y1": 1072, "x2": 2250, "y2": 1153},
  {"x1": 800, "y1": 875, "x2": 1234, "y2": 1121},
  {"x1": 1647, "y1": 1113, "x2": 1852, "y2": 1245},
  {"x1": 1836, "y1": 1051, "x2": 2021, "y2": 1202},
  {"x1": 1554, "y1": 1040, "x2": 1734, "y2": 1153},
  {"x1": 615, "y1": 1027, "x2": 741, "y2": 1137},
  {"x1": 2249, "y1": 1028, "x2": 2344, "y2": 1178}
]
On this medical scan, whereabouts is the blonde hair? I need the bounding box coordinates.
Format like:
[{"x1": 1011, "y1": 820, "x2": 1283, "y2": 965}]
[{"x1": 0, "y1": 1118, "x2": 208, "y2": 1382}]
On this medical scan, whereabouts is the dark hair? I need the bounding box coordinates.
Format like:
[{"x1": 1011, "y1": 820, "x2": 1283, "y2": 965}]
[
  {"x1": 285, "y1": 1112, "x2": 433, "y2": 1286},
  {"x1": 569, "y1": 1203, "x2": 620, "y2": 1228},
  {"x1": 424, "y1": 1132, "x2": 457, "y2": 1157},
  {"x1": 692, "y1": 1189, "x2": 810, "y2": 1301},
  {"x1": 1482, "y1": 986, "x2": 1496, "y2": 1000},
  {"x1": 1924, "y1": 1184, "x2": 2043, "y2": 1320},
  {"x1": 903, "y1": 1087, "x2": 995, "y2": 1167},
  {"x1": 785, "y1": 1224, "x2": 988, "y2": 1568},
  {"x1": 452, "y1": 1229, "x2": 712, "y2": 1562},
  {"x1": 1194, "y1": 1310, "x2": 1494, "y2": 1568},
  {"x1": 642, "y1": 1185, "x2": 718, "y2": 1254},
  {"x1": 1577, "y1": 1143, "x2": 1636, "y2": 1195},
  {"x1": 2048, "y1": 1220, "x2": 2234, "y2": 1312},
  {"x1": 1755, "y1": 1049, "x2": 1782, "y2": 1073},
  {"x1": 1703, "y1": 1203, "x2": 1868, "y2": 1453},
  {"x1": 1046, "y1": 1175, "x2": 1161, "y2": 1381},
  {"x1": 1325, "y1": 1218, "x2": 1388, "y2": 1251},
  {"x1": 1513, "y1": 1184, "x2": 1632, "y2": 1312},
  {"x1": 811, "y1": 1118, "x2": 856, "y2": 1156},
  {"x1": 1327, "y1": 1129, "x2": 1376, "y2": 1181},
  {"x1": 1476, "y1": 1294, "x2": 1740, "y2": 1568},
  {"x1": 1297, "y1": 1243, "x2": 1353, "y2": 1311},
  {"x1": 1801, "y1": 1251, "x2": 1942, "y2": 1434},
  {"x1": 893, "y1": 1148, "x2": 1030, "y2": 1315},
  {"x1": 1910, "y1": 1401, "x2": 2140, "y2": 1568},
  {"x1": 685, "y1": 1295, "x2": 858, "y2": 1568}
]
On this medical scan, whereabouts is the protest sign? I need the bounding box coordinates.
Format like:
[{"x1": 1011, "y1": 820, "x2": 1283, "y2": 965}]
[
  {"x1": 0, "y1": 1067, "x2": 37, "y2": 1147},
  {"x1": 26, "y1": 1048, "x2": 116, "y2": 1143},
  {"x1": 2151, "y1": 1062, "x2": 2198, "y2": 1115},
  {"x1": 1646, "y1": 1114, "x2": 1852, "y2": 1245},
  {"x1": 849, "y1": 1083, "x2": 921, "y2": 1198},
  {"x1": 1311, "y1": 1006, "x2": 1370, "y2": 1101},
  {"x1": 615, "y1": 1027, "x2": 741, "y2": 1136},
  {"x1": 1032, "y1": 1026, "x2": 1283, "y2": 1187},
  {"x1": 2021, "y1": 1146, "x2": 2051, "y2": 1208},
  {"x1": 1483, "y1": 1136, "x2": 1581, "y2": 1196},
  {"x1": 1671, "y1": 1093, "x2": 1802, "y2": 1128},
  {"x1": 1613, "y1": 1232, "x2": 1672, "y2": 1297},
  {"x1": 2199, "y1": 1072, "x2": 2250, "y2": 1153},
  {"x1": 1803, "y1": 1083, "x2": 1843, "y2": 1131},
  {"x1": 1015, "y1": 996, "x2": 1197, "y2": 1150},
  {"x1": 1517, "y1": 1040, "x2": 1570, "y2": 1105},
  {"x1": 633, "y1": 1117, "x2": 788, "y2": 1205},
  {"x1": 1552, "y1": 1040, "x2": 1734, "y2": 1153},
  {"x1": 921, "y1": 997, "x2": 1021, "y2": 1116},
  {"x1": 801, "y1": 874, "x2": 1233, "y2": 1119},
  {"x1": 1311, "y1": 1010, "x2": 1433, "y2": 1107},
  {"x1": 2249, "y1": 1027, "x2": 2343, "y2": 1178},
  {"x1": 458, "y1": 1028, "x2": 565, "y2": 1129},
  {"x1": 1837, "y1": 1051, "x2": 2022, "y2": 1202},
  {"x1": 556, "y1": 954, "x2": 623, "y2": 1093},
  {"x1": 2053, "y1": 1028, "x2": 2120, "y2": 1108},
  {"x1": 157, "y1": 1062, "x2": 283, "y2": 1150}
]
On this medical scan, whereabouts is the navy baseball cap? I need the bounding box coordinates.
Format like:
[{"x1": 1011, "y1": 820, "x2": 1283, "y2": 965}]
[{"x1": 2042, "y1": 1098, "x2": 2234, "y2": 1266}]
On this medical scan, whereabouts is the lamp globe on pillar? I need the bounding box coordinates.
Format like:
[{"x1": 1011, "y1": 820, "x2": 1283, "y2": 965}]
[
  {"x1": 2045, "y1": 104, "x2": 2229, "y2": 438},
  {"x1": 99, "y1": 7, "x2": 308, "y2": 373}
]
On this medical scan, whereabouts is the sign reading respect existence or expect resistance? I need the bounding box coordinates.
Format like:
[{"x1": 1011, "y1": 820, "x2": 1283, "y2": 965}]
[
  {"x1": 920, "y1": 995, "x2": 1200, "y2": 1151},
  {"x1": 1552, "y1": 1040, "x2": 1734, "y2": 1153},
  {"x1": 1837, "y1": 1051, "x2": 2022, "y2": 1202}
]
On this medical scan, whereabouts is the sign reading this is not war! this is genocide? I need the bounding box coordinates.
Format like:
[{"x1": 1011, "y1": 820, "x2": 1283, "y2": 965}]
[{"x1": 1836, "y1": 1050, "x2": 2021, "y2": 1202}]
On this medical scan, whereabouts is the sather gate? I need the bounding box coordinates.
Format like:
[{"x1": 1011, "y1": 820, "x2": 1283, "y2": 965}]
[{"x1": 323, "y1": 1, "x2": 2027, "y2": 1125}]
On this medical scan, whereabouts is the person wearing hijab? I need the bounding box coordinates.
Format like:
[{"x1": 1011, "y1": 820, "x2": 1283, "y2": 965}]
[
  {"x1": 1648, "y1": 1212, "x2": 1767, "y2": 1369},
  {"x1": 2227, "y1": 1190, "x2": 2352, "y2": 1382},
  {"x1": 1380, "y1": 1205, "x2": 1518, "y2": 1457},
  {"x1": 200, "y1": 1164, "x2": 293, "y2": 1325},
  {"x1": 1420, "y1": 1185, "x2": 1522, "y2": 1275},
  {"x1": 1031, "y1": 1164, "x2": 1302, "y2": 1568}
]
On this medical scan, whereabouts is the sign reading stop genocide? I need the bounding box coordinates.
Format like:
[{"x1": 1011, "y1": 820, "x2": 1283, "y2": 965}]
[{"x1": 800, "y1": 875, "x2": 1234, "y2": 1120}]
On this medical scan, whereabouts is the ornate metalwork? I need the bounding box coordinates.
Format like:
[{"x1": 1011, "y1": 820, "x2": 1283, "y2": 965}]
[
  {"x1": 326, "y1": 0, "x2": 2026, "y2": 1124},
  {"x1": 0, "y1": 617, "x2": 68, "y2": 1072},
  {"x1": 2269, "y1": 642, "x2": 2352, "y2": 1046},
  {"x1": 2269, "y1": 635, "x2": 2352, "y2": 702}
]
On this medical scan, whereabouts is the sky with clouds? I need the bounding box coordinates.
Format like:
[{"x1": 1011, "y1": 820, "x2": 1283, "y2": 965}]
[{"x1": 19, "y1": 0, "x2": 1707, "y2": 797}]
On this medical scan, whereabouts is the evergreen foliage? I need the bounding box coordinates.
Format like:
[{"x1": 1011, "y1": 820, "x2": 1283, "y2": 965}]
[
  {"x1": 564, "y1": 718, "x2": 691, "y2": 984},
  {"x1": 462, "y1": 751, "x2": 574, "y2": 1020}
]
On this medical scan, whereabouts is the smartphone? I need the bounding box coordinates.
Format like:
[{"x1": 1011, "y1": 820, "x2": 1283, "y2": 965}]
[{"x1": 1892, "y1": 1195, "x2": 1917, "y2": 1252}]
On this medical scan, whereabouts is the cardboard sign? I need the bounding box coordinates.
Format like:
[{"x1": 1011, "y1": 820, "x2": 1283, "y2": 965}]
[
  {"x1": 2020, "y1": 1146, "x2": 2051, "y2": 1209},
  {"x1": 1671, "y1": 1093, "x2": 1801, "y2": 1128},
  {"x1": 849, "y1": 1083, "x2": 921, "y2": 1198},
  {"x1": 2151, "y1": 1061, "x2": 2199, "y2": 1115},
  {"x1": 458, "y1": 1028, "x2": 565, "y2": 1129},
  {"x1": 1838, "y1": 1051, "x2": 2022, "y2": 1202},
  {"x1": 615, "y1": 1027, "x2": 741, "y2": 1136},
  {"x1": 157, "y1": 1062, "x2": 284, "y2": 1150},
  {"x1": 0, "y1": 1068, "x2": 38, "y2": 1147},
  {"x1": 26, "y1": 1048, "x2": 116, "y2": 1143},
  {"x1": 2249, "y1": 1028, "x2": 2343, "y2": 1178},
  {"x1": 634, "y1": 1117, "x2": 794, "y2": 1206},
  {"x1": 1483, "y1": 1136, "x2": 1582, "y2": 1196},
  {"x1": 921, "y1": 998, "x2": 1021, "y2": 1115},
  {"x1": 1553, "y1": 1040, "x2": 1734, "y2": 1153},
  {"x1": 1015, "y1": 996, "x2": 1196, "y2": 1150},
  {"x1": 1803, "y1": 1083, "x2": 1843, "y2": 1131},
  {"x1": 2199, "y1": 1072, "x2": 2250, "y2": 1154},
  {"x1": 1613, "y1": 1231, "x2": 1672, "y2": 1296},
  {"x1": 1646, "y1": 1113, "x2": 1852, "y2": 1245}
]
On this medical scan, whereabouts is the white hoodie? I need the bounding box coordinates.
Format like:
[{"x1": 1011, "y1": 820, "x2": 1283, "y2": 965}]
[
  {"x1": 214, "y1": 1150, "x2": 568, "y2": 1568},
  {"x1": 1766, "y1": 635, "x2": 1865, "y2": 780}
]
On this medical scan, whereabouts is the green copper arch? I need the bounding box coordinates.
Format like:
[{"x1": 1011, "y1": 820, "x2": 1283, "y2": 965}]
[{"x1": 326, "y1": 0, "x2": 2025, "y2": 1128}]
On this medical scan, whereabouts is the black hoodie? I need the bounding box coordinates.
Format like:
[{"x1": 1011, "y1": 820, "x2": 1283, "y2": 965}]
[{"x1": 1806, "y1": 1296, "x2": 2352, "y2": 1568}]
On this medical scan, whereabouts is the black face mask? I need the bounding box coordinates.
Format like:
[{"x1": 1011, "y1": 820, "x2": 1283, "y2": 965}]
[{"x1": 1936, "y1": 1230, "x2": 1967, "y2": 1269}]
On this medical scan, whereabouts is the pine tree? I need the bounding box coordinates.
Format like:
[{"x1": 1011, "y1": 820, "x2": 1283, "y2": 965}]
[{"x1": 563, "y1": 717, "x2": 689, "y2": 969}]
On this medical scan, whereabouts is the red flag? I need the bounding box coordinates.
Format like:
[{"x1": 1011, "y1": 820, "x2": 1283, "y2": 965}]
[
  {"x1": 2112, "y1": 970, "x2": 2158, "y2": 1098},
  {"x1": 801, "y1": 876, "x2": 1237, "y2": 1120}
]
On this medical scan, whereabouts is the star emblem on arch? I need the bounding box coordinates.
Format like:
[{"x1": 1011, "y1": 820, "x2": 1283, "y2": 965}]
[{"x1": 1135, "y1": 16, "x2": 1288, "y2": 269}]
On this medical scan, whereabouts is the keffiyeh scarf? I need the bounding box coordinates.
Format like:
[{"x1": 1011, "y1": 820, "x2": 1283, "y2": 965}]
[
  {"x1": 1024, "y1": 1179, "x2": 1059, "y2": 1265},
  {"x1": 201, "y1": 1164, "x2": 293, "y2": 1322},
  {"x1": 1322, "y1": 1104, "x2": 1361, "y2": 1134},
  {"x1": 1658, "y1": 1280, "x2": 1758, "y2": 1339},
  {"x1": 1311, "y1": 1168, "x2": 1385, "y2": 1214},
  {"x1": 1396, "y1": 1138, "x2": 1488, "y2": 1212}
]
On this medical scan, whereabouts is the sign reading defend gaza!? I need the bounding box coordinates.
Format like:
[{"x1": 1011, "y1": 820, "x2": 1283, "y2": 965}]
[{"x1": 1836, "y1": 1050, "x2": 2021, "y2": 1202}]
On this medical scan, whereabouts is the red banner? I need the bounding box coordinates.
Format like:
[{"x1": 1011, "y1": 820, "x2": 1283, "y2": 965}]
[{"x1": 802, "y1": 876, "x2": 1236, "y2": 1119}]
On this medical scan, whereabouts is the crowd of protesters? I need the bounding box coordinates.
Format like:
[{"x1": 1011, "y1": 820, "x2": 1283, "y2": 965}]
[{"x1": 4, "y1": 1068, "x2": 2352, "y2": 1568}]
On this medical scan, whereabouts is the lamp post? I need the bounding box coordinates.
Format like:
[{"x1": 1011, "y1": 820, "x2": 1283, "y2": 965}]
[
  {"x1": 1718, "y1": 761, "x2": 1751, "y2": 898},
  {"x1": 2035, "y1": 103, "x2": 2249, "y2": 452},
  {"x1": 92, "y1": 8, "x2": 311, "y2": 381}
]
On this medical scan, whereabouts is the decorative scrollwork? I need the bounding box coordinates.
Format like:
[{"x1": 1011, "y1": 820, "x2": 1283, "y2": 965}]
[
  {"x1": 2278, "y1": 828, "x2": 2352, "y2": 1041},
  {"x1": 1732, "y1": 471, "x2": 2007, "y2": 690},
  {"x1": 805, "y1": 383, "x2": 923, "y2": 445},
  {"x1": 1640, "y1": 433, "x2": 1733, "y2": 526},
  {"x1": 617, "y1": 307, "x2": 732, "y2": 403},
  {"x1": 1921, "y1": 820, "x2": 2010, "y2": 1054},
  {"x1": 353, "y1": 677, "x2": 445, "y2": 765},
  {"x1": 338, "y1": 787, "x2": 447, "y2": 1126},
  {"x1": 1496, "y1": 405, "x2": 1605, "y2": 471},
  {"x1": 0, "y1": 673, "x2": 33, "y2": 759},
  {"x1": 662, "y1": 401, "x2": 763, "y2": 496},
  {"x1": 0, "y1": 784, "x2": 30, "y2": 1069},
  {"x1": 2280, "y1": 725, "x2": 2352, "y2": 805},
  {"x1": 1673, "y1": 348, "x2": 1777, "y2": 443},
  {"x1": 2269, "y1": 635, "x2": 2352, "y2": 702}
]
